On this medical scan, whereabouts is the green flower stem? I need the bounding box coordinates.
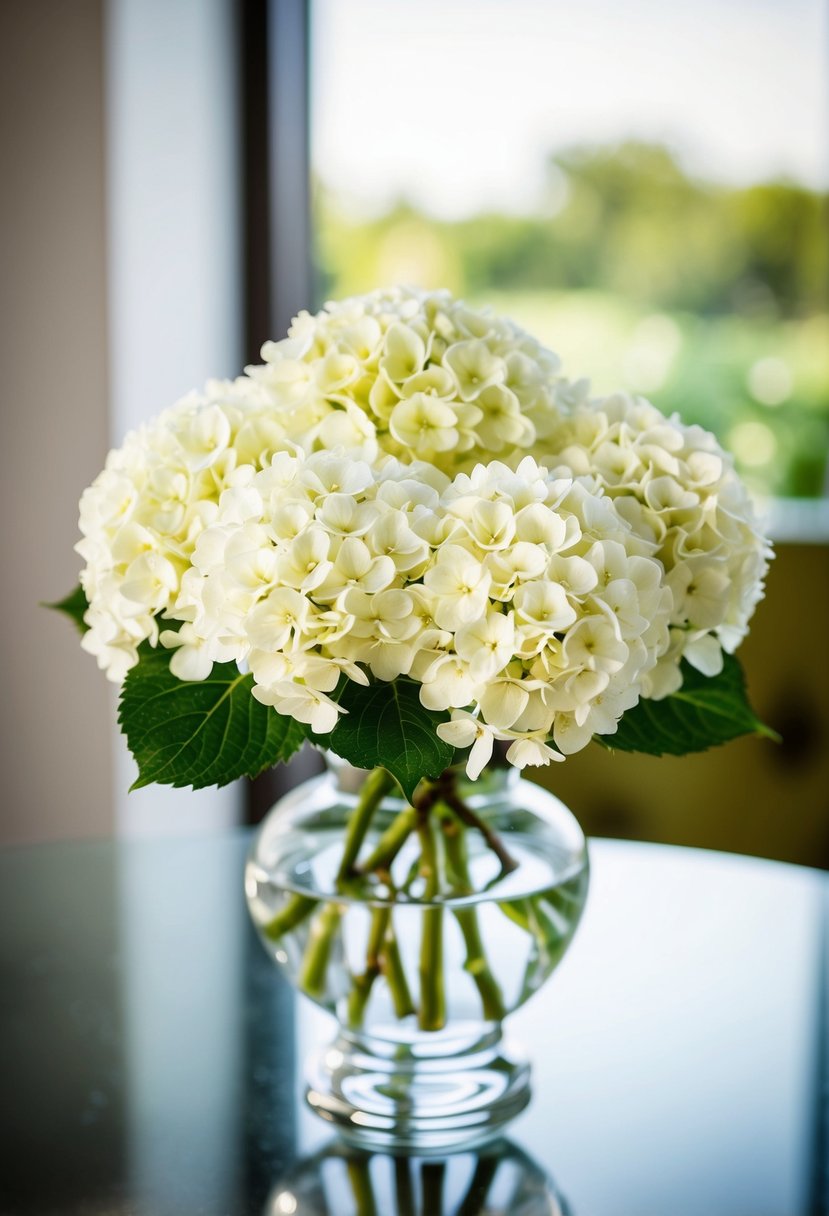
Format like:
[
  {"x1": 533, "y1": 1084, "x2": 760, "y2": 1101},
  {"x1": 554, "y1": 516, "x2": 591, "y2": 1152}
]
[
  {"x1": 440, "y1": 811, "x2": 506, "y2": 1022},
  {"x1": 293, "y1": 767, "x2": 395, "y2": 1008},
  {"x1": 454, "y1": 906, "x2": 506, "y2": 1021},
  {"x1": 380, "y1": 919, "x2": 415, "y2": 1018},
  {"x1": 418, "y1": 910, "x2": 445, "y2": 1030},
  {"x1": 262, "y1": 892, "x2": 318, "y2": 941},
  {"x1": 268, "y1": 768, "x2": 529, "y2": 1028},
  {"x1": 442, "y1": 782, "x2": 518, "y2": 875},
  {"x1": 298, "y1": 901, "x2": 343, "y2": 999},
  {"x1": 346, "y1": 1157, "x2": 377, "y2": 1216},
  {"x1": 337, "y1": 766, "x2": 396, "y2": 881},
  {"x1": 355, "y1": 806, "x2": 417, "y2": 876},
  {"x1": 344, "y1": 868, "x2": 413, "y2": 1025},
  {"x1": 416, "y1": 811, "x2": 445, "y2": 1031},
  {"x1": 347, "y1": 905, "x2": 391, "y2": 1026}
]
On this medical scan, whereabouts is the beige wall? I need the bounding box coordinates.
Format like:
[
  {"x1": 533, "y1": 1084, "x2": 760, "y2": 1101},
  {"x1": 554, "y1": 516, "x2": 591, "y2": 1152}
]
[{"x1": 0, "y1": 0, "x2": 114, "y2": 842}]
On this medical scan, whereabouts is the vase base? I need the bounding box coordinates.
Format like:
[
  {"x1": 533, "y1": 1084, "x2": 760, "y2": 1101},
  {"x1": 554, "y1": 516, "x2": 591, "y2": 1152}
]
[{"x1": 305, "y1": 1028, "x2": 531, "y2": 1152}]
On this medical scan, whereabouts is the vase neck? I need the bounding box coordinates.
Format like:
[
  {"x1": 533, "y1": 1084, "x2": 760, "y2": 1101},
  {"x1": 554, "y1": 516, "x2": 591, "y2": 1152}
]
[{"x1": 323, "y1": 751, "x2": 518, "y2": 799}]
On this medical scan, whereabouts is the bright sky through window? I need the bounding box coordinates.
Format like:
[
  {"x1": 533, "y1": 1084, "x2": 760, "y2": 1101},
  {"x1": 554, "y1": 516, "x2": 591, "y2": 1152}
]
[{"x1": 312, "y1": 0, "x2": 827, "y2": 218}]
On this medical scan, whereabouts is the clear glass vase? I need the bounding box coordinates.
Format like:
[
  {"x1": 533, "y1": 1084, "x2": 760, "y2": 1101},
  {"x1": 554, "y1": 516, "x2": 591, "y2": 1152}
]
[{"x1": 245, "y1": 757, "x2": 589, "y2": 1151}]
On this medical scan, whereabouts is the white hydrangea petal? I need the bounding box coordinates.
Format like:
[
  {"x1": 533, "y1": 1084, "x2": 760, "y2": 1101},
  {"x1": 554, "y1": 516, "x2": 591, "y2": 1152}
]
[
  {"x1": 683, "y1": 633, "x2": 724, "y2": 677},
  {"x1": 506, "y1": 737, "x2": 565, "y2": 768},
  {"x1": 435, "y1": 716, "x2": 478, "y2": 748},
  {"x1": 466, "y1": 730, "x2": 495, "y2": 780},
  {"x1": 478, "y1": 680, "x2": 530, "y2": 730}
]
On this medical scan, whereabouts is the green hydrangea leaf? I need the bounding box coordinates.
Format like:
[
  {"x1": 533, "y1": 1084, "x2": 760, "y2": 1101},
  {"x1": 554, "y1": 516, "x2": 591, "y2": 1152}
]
[
  {"x1": 43, "y1": 584, "x2": 89, "y2": 634},
  {"x1": 118, "y1": 646, "x2": 308, "y2": 790},
  {"x1": 598, "y1": 654, "x2": 778, "y2": 756},
  {"x1": 317, "y1": 677, "x2": 455, "y2": 803}
]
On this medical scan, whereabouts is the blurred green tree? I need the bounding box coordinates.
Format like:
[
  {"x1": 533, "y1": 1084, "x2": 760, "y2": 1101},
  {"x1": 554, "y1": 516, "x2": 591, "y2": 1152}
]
[{"x1": 312, "y1": 142, "x2": 828, "y2": 498}]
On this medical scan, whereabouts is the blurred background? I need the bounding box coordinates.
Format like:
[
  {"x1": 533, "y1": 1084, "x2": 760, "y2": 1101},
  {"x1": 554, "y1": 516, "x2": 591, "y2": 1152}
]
[{"x1": 1, "y1": 0, "x2": 827, "y2": 864}]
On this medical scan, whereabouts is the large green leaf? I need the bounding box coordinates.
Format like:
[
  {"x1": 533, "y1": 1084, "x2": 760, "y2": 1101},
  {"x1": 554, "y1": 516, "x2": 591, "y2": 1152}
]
[
  {"x1": 43, "y1": 584, "x2": 89, "y2": 634},
  {"x1": 599, "y1": 654, "x2": 777, "y2": 756},
  {"x1": 118, "y1": 646, "x2": 308, "y2": 790},
  {"x1": 318, "y1": 677, "x2": 455, "y2": 802}
]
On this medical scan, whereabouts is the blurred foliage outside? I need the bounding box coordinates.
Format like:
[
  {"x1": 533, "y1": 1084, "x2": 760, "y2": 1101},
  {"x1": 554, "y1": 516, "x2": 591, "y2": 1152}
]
[{"x1": 313, "y1": 142, "x2": 829, "y2": 501}]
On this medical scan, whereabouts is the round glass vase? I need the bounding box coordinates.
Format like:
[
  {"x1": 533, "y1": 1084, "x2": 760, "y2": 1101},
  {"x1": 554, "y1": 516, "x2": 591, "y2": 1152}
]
[{"x1": 245, "y1": 758, "x2": 589, "y2": 1152}]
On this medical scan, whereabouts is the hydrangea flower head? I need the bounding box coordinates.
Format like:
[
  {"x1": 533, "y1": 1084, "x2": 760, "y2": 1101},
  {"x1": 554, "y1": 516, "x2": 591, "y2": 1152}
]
[
  {"x1": 76, "y1": 377, "x2": 283, "y2": 680},
  {"x1": 247, "y1": 286, "x2": 582, "y2": 471},
  {"x1": 543, "y1": 392, "x2": 772, "y2": 695},
  {"x1": 167, "y1": 449, "x2": 674, "y2": 770},
  {"x1": 77, "y1": 288, "x2": 578, "y2": 682},
  {"x1": 72, "y1": 289, "x2": 772, "y2": 779}
]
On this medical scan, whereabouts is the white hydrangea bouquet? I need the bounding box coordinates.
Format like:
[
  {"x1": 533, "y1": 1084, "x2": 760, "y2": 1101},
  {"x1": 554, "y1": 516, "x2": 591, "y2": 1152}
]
[
  {"x1": 52, "y1": 286, "x2": 773, "y2": 801},
  {"x1": 50, "y1": 288, "x2": 777, "y2": 1121}
]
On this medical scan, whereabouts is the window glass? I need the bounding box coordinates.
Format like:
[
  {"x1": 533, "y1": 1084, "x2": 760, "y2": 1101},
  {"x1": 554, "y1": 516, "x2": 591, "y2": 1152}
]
[{"x1": 311, "y1": 0, "x2": 828, "y2": 501}]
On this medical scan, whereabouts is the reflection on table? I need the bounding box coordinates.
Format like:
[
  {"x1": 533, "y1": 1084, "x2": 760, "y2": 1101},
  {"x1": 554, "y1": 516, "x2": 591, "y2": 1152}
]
[
  {"x1": 265, "y1": 1137, "x2": 567, "y2": 1216},
  {"x1": 0, "y1": 834, "x2": 825, "y2": 1216}
]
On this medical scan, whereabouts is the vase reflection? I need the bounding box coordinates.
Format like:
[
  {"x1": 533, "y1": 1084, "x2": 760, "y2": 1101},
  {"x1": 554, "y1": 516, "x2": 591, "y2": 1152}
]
[{"x1": 264, "y1": 1136, "x2": 571, "y2": 1216}]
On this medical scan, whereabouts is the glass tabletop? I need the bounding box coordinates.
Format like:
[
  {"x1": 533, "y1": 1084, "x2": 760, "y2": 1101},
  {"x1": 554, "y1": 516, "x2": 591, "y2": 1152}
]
[{"x1": 0, "y1": 833, "x2": 826, "y2": 1216}]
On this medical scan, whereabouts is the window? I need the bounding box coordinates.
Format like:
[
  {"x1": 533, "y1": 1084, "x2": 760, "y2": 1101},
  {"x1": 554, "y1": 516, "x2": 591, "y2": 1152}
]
[{"x1": 310, "y1": 0, "x2": 829, "y2": 508}]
